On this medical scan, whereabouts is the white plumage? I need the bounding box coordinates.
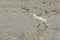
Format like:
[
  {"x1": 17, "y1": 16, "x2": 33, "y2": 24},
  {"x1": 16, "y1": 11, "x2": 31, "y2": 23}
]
[
  {"x1": 31, "y1": 14, "x2": 46, "y2": 23},
  {"x1": 31, "y1": 14, "x2": 48, "y2": 28}
]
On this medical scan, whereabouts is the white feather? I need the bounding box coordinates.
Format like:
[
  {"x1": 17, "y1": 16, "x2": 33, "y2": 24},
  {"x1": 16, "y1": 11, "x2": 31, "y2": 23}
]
[{"x1": 31, "y1": 14, "x2": 46, "y2": 23}]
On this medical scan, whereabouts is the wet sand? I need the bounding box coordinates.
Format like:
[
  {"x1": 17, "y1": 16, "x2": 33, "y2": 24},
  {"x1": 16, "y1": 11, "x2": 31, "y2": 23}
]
[{"x1": 0, "y1": 0, "x2": 60, "y2": 40}]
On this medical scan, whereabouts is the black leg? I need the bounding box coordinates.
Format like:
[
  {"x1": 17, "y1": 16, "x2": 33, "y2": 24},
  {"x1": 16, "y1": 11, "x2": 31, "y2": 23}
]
[
  {"x1": 37, "y1": 23, "x2": 40, "y2": 28},
  {"x1": 43, "y1": 23, "x2": 48, "y2": 28}
]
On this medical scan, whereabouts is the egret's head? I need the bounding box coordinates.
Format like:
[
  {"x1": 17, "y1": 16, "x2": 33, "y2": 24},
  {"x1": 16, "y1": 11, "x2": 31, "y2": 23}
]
[{"x1": 31, "y1": 14, "x2": 37, "y2": 17}]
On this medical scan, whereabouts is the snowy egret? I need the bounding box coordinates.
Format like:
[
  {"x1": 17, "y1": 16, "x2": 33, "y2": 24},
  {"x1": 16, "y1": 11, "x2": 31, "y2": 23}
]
[{"x1": 31, "y1": 14, "x2": 48, "y2": 28}]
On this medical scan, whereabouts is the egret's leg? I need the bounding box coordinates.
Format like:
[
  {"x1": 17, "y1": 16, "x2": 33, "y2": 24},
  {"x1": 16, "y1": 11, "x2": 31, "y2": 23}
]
[
  {"x1": 37, "y1": 23, "x2": 40, "y2": 28},
  {"x1": 43, "y1": 23, "x2": 48, "y2": 28}
]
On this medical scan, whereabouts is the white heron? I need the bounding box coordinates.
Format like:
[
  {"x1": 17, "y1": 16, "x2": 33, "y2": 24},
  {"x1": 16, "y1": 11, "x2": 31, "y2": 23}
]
[{"x1": 31, "y1": 14, "x2": 48, "y2": 28}]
